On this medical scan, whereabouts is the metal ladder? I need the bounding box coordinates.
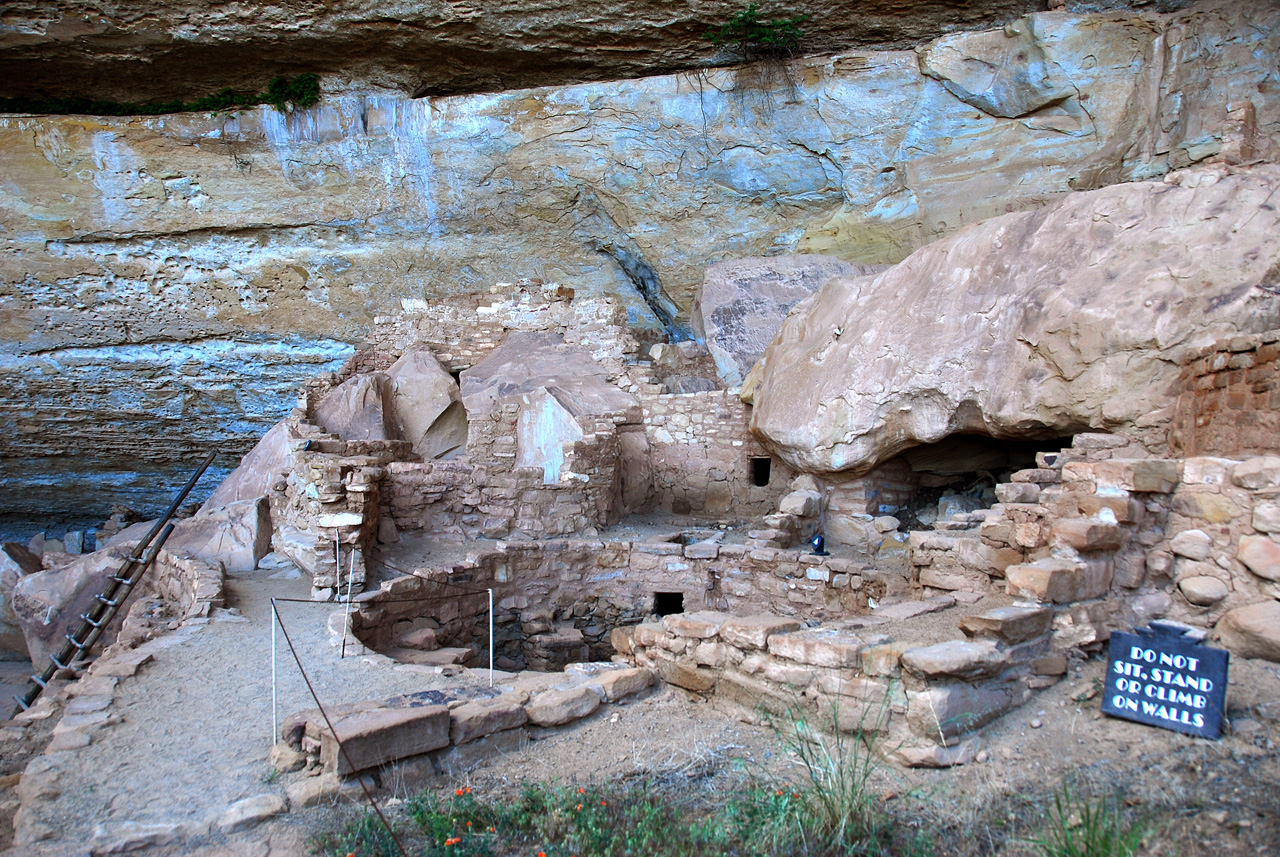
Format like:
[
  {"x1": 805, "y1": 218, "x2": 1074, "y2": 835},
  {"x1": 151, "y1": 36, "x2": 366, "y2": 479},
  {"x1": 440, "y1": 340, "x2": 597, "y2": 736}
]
[{"x1": 12, "y1": 453, "x2": 215, "y2": 716}]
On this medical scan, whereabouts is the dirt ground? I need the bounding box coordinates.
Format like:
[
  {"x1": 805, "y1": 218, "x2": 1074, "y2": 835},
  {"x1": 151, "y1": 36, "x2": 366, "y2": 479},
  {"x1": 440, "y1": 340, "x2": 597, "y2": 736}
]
[{"x1": 1, "y1": 540, "x2": 1277, "y2": 856}]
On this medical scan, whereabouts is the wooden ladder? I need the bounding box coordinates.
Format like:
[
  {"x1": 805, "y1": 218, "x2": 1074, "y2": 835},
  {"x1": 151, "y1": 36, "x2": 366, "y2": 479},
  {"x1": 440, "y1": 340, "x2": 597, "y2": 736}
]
[{"x1": 11, "y1": 453, "x2": 215, "y2": 716}]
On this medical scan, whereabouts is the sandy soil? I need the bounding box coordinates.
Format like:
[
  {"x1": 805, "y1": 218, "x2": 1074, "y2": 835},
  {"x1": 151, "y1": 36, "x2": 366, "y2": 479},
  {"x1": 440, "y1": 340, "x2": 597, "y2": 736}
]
[{"x1": 0, "y1": 547, "x2": 1276, "y2": 857}]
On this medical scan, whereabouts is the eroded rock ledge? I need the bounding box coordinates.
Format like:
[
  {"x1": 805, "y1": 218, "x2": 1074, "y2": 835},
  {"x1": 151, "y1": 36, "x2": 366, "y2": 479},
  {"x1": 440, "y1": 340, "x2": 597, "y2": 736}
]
[{"x1": 0, "y1": 1, "x2": 1189, "y2": 103}]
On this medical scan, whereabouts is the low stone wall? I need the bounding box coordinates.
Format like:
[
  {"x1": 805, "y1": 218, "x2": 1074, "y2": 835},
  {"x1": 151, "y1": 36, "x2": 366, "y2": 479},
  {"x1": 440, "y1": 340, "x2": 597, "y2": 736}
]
[
  {"x1": 619, "y1": 603, "x2": 1064, "y2": 766},
  {"x1": 151, "y1": 550, "x2": 225, "y2": 620},
  {"x1": 277, "y1": 663, "x2": 657, "y2": 780}
]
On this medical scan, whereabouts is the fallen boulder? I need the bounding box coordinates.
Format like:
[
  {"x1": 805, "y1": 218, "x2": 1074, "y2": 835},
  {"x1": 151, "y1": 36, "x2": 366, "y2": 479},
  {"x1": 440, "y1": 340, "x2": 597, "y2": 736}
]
[
  {"x1": 201, "y1": 420, "x2": 291, "y2": 511},
  {"x1": 314, "y1": 372, "x2": 396, "y2": 441},
  {"x1": 748, "y1": 165, "x2": 1280, "y2": 474},
  {"x1": 11, "y1": 545, "x2": 139, "y2": 669},
  {"x1": 691, "y1": 255, "x2": 880, "y2": 389},
  {"x1": 386, "y1": 347, "x2": 468, "y2": 460}
]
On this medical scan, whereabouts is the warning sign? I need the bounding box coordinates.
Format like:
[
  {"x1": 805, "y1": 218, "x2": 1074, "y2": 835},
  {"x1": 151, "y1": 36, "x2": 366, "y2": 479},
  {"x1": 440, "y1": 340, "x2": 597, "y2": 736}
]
[{"x1": 1101, "y1": 623, "x2": 1229, "y2": 740}]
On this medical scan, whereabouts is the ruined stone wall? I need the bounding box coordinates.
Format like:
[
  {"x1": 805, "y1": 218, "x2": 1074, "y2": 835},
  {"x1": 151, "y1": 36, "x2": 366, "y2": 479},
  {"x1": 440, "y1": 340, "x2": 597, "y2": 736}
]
[
  {"x1": 1169, "y1": 330, "x2": 1280, "y2": 459},
  {"x1": 907, "y1": 432, "x2": 1280, "y2": 657},
  {"x1": 638, "y1": 388, "x2": 793, "y2": 518},
  {"x1": 350, "y1": 533, "x2": 911, "y2": 669},
  {"x1": 620, "y1": 602, "x2": 1062, "y2": 766}
]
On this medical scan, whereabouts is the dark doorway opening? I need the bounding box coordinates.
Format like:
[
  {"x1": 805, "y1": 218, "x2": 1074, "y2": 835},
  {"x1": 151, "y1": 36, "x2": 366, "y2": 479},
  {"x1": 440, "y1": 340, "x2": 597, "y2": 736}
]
[
  {"x1": 653, "y1": 592, "x2": 684, "y2": 617},
  {"x1": 751, "y1": 457, "x2": 772, "y2": 487}
]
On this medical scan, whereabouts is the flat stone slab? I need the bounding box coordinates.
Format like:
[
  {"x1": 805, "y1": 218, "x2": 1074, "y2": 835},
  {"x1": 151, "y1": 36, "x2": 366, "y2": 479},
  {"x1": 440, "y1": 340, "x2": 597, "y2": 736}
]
[
  {"x1": 719, "y1": 615, "x2": 802, "y2": 650},
  {"x1": 767, "y1": 628, "x2": 887, "y2": 668},
  {"x1": 662, "y1": 611, "x2": 731, "y2": 639},
  {"x1": 217, "y1": 794, "x2": 288, "y2": 833},
  {"x1": 959, "y1": 605, "x2": 1053, "y2": 644},
  {"x1": 320, "y1": 704, "x2": 450, "y2": 775},
  {"x1": 901, "y1": 639, "x2": 1008, "y2": 680},
  {"x1": 594, "y1": 667, "x2": 655, "y2": 701},
  {"x1": 449, "y1": 698, "x2": 528, "y2": 745},
  {"x1": 874, "y1": 595, "x2": 955, "y2": 621},
  {"x1": 524, "y1": 685, "x2": 601, "y2": 726}
]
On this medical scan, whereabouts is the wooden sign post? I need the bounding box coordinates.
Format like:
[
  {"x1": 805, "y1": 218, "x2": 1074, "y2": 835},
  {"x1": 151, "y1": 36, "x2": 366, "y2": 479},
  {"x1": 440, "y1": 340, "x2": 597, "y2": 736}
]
[{"x1": 1101, "y1": 621, "x2": 1229, "y2": 740}]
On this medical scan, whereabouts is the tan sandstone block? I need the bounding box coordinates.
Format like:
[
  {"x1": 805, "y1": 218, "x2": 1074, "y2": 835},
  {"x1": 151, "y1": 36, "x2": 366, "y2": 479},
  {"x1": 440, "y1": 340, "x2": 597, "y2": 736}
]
[
  {"x1": 321, "y1": 705, "x2": 450, "y2": 775},
  {"x1": 719, "y1": 615, "x2": 802, "y2": 650}
]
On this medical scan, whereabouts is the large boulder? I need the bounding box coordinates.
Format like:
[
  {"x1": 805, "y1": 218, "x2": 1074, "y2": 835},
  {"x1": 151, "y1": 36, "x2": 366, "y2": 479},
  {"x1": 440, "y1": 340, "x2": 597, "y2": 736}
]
[
  {"x1": 691, "y1": 255, "x2": 882, "y2": 389},
  {"x1": 313, "y1": 373, "x2": 396, "y2": 441},
  {"x1": 748, "y1": 165, "x2": 1280, "y2": 474},
  {"x1": 385, "y1": 347, "x2": 468, "y2": 460},
  {"x1": 201, "y1": 420, "x2": 292, "y2": 511},
  {"x1": 11, "y1": 545, "x2": 139, "y2": 669},
  {"x1": 461, "y1": 332, "x2": 634, "y2": 420},
  {"x1": 109, "y1": 498, "x2": 272, "y2": 574},
  {"x1": 1, "y1": 543, "x2": 43, "y2": 660}
]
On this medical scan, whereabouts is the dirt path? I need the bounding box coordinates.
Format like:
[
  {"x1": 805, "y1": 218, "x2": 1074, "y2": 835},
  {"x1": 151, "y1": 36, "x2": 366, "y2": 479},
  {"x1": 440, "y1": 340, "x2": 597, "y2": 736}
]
[
  {"x1": 3, "y1": 559, "x2": 1278, "y2": 856},
  {"x1": 6, "y1": 567, "x2": 503, "y2": 855}
]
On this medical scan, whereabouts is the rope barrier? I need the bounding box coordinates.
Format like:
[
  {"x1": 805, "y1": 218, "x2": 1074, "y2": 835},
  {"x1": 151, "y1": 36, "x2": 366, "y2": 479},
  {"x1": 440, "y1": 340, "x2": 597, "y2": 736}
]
[{"x1": 271, "y1": 598, "x2": 411, "y2": 857}]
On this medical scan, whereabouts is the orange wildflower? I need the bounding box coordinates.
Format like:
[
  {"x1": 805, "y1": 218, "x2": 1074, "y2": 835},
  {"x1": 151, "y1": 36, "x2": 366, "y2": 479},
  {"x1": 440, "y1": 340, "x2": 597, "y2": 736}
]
[{"x1": 456, "y1": 788, "x2": 465, "y2": 796}]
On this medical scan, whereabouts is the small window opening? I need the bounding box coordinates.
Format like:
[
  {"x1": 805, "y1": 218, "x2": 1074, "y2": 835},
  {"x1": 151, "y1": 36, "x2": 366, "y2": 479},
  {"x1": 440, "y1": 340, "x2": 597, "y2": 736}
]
[
  {"x1": 751, "y1": 457, "x2": 772, "y2": 487},
  {"x1": 653, "y1": 592, "x2": 684, "y2": 617},
  {"x1": 450, "y1": 369, "x2": 462, "y2": 383}
]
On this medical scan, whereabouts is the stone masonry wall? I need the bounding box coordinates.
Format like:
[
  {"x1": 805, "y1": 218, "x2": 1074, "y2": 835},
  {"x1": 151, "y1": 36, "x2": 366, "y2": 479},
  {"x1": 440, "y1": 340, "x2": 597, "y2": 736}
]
[
  {"x1": 620, "y1": 603, "x2": 1063, "y2": 767},
  {"x1": 1169, "y1": 329, "x2": 1280, "y2": 459},
  {"x1": 907, "y1": 431, "x2": 1280, "y2": 660},
  {"x1": 637, "y1": 387, "x2": 794, "y2": 518}
]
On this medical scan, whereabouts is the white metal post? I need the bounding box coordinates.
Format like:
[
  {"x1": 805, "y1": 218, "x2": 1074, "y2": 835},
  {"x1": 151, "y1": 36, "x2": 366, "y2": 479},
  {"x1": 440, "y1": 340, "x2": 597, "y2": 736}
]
[
  {"x1": 341, "y1": 549, "x2": 355, "y2": 658},
  {"x1": 270, "y1": 598, "x2": 278, "y2": 746},
  {"x1": 488, "y1": 588, "x2": 494, "y2": 687}
]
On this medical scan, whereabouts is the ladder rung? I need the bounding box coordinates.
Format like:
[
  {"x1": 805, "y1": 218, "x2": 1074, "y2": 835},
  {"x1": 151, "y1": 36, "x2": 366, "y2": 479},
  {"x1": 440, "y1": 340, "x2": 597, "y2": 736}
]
[
  {"x1": 79, "y1": 613, "x2": 105, "y2": 629},
  {"x1": 48, "y1": 654, "x2": 67, "y2": 671},
  {"x1": 28, "y1": 674, "x2": 46, "y2": 689},
  {"x1": 65, "y1": 634, "x2": 89, "y2": 651},
  {"x1": 95, "y1": 594, "x2": 119, "y2": 608},
  {"x1": 12, "y1": 695, "x2": 29, "y2": 711}
]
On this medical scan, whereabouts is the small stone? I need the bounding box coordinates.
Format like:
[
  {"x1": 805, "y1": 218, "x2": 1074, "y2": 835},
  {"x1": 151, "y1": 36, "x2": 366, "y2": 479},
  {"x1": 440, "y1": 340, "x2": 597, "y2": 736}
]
[
  {"x1": 1178, "y1": 575, "x2": 1229, "y2": 606},
  {"x1": 1169, "y1": 529, "x2": 1212, "y2": 561},
  {"x1": 217, "y1": 794, "x2": 288, "y2": 833},
  {"x1": 1030, "y1": 718, "x2": 1043, "y2": 729}
]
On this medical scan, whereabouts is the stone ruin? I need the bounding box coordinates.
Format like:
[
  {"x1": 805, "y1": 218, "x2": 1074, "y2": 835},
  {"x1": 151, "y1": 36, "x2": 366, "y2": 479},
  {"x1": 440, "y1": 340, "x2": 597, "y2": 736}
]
[
  {"x1": 9, "y1": 162, "x2": 1280, "y2": 785},
  {"x1": 8, "y1": 165, "x2": 1250, "y2": 780}
]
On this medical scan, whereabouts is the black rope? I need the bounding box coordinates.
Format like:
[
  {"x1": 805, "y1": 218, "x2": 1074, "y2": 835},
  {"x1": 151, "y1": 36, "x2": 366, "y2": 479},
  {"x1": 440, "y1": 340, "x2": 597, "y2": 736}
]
[{"x1": 270, "y1": 598, "x2": 410, "y2": 857}]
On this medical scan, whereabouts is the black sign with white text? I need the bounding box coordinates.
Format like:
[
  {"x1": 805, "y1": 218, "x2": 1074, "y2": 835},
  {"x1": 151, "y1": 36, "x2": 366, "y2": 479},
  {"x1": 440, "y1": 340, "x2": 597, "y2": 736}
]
[{"x1": 1101, "y1": 625, "x2": 1229, "y2": 740}]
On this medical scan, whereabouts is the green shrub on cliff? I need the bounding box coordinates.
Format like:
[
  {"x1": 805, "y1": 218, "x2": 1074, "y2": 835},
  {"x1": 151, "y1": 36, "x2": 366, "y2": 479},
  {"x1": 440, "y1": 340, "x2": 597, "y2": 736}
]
[{"x1": 704, "y1": 3, "x2": 810, "y2": 60}]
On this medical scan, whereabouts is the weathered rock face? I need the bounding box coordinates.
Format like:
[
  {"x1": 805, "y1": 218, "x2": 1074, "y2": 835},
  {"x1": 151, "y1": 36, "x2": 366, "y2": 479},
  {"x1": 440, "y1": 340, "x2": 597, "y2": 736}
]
[
  {"x1": 0, "y1": 1, "x2": 1127, "y2": 104},
  {"x1": 692, "y1": 255, "x2": 881, "y2": 389},
  {"x1": 11, "y1": 545, "x2": 136, "y2": 668},
  {"x1": 749, "y1": 164, "x2": 1280, "y2": 475},
  {"x1": 0, "y1": 2, "x2": 1276, "y2": 525}
]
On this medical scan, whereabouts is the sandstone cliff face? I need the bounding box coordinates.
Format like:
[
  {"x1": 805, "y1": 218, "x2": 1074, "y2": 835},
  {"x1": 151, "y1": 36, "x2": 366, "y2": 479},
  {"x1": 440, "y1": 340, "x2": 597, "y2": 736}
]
[
  {"x1": 747, "y1": 164, "x2": 1280, "y2": 475},
  {"x1": 2, "y1": 2, "x2": 1274, "y2": 350},
  {"x1": 0, "y1": 0, "x2": 1134, "y2": 103},
  {"x1": 0, "y1": 1, "x2": 1276, "y2": 531}
]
